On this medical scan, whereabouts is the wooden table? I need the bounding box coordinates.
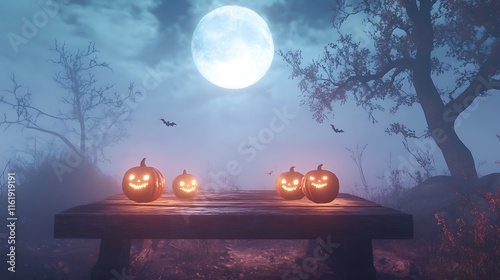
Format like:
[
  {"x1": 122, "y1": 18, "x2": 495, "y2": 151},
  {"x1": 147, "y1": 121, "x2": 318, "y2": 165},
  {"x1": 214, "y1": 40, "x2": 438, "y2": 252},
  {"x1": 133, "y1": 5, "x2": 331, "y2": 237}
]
[{"x1": 53, "y1": 190, "x2": 413, "y2": 279}]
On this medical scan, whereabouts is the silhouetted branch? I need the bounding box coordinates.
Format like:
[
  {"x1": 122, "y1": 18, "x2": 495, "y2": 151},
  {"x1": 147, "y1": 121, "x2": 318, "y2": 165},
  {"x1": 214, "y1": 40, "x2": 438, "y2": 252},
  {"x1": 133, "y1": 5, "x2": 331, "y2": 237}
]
[
  {"x1": 402, "y1": 138, "x2": 435, "y2": 181},
  {"x1": 1, "y1": 75, "x2": 67, "y2": 123},
  {"x1": 340, "y1": 57, "x2": 414, "y2": 86},
  {"x1": 385, "y1": 122, "x2": 428, "y2": 139},
  {"x1": 346, "y1": 144, "x2": 369, "y2": 189},
  {"x1": 443, "y1": 43, "x2": 500, "y2": 123},
  {"x1": 26, "y1": 125, "x2": 81, "y2": 156}
]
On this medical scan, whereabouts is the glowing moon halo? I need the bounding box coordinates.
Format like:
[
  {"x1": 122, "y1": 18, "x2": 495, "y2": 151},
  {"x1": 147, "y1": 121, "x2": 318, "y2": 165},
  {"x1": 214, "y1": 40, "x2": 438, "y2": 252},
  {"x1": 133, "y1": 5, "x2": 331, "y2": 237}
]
[{"x1": 191, "y1": 5, "x2": 274, "y2": 89}]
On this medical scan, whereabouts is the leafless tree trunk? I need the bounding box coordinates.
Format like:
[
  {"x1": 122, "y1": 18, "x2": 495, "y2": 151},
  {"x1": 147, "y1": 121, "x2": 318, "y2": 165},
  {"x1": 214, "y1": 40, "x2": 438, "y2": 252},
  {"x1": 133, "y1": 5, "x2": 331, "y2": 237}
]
[{"x1": 0, "y1": 41, "x2": 138, "y2": 162}]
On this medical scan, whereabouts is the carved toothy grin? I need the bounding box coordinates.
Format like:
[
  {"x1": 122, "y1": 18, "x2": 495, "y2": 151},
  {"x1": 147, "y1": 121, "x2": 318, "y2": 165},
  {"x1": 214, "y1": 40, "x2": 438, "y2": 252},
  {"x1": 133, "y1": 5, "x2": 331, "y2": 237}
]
[
  {"x1": 281, "y1": 178, "x2": 300, "y2": 192},
  {"x1": 180, "y1": 186, "x2": 197, "y2": 192},
  {"x1": 179, "y1": 180, "x2": 197, "y2": 193},
  {"x1": 129, "y1": 182, "x2": 149, "y2": 190},
  {"x1": 281, "y1": 184, "x2": 299, "y2": 192},
  {"x1": 312, "y1": 182, "x2": 327, "y2": 188}
]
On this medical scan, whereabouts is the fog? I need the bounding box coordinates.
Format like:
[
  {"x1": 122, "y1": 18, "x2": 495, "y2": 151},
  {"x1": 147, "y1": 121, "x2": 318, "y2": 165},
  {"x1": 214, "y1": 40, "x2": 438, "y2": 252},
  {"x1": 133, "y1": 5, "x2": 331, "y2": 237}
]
[{"x1": 0, "y1": 0, "x2": 498, "y2": 202}]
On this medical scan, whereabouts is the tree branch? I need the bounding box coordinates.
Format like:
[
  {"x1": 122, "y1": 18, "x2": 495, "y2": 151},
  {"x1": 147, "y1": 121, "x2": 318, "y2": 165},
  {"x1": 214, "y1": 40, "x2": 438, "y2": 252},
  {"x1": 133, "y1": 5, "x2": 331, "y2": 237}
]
[
  {"x1": 346, "y1": 144, "x2": 369, "y2": 189},
  {"x1": 402, "y1": 0, "x2": 419, "y2": 22},
  {"x1": 443, "y1": 43, "x2": 500, "y2": 122},
  {"x1": 339, "y1": 57, "x2": 414, "y2": 86},
  {"x1": 1, "y1": 75, "x2": 67, "y2": 121},
  {"x1": 26, "y1": 125, "x2": 81, "y2": 156}
]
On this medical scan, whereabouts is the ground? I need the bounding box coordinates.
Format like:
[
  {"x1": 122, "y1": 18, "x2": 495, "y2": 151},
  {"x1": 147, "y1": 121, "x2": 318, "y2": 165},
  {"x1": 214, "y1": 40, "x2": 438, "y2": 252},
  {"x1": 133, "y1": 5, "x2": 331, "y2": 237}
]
[{"x1": 2, "y1": 238, "x2": 421, "y2": 280}]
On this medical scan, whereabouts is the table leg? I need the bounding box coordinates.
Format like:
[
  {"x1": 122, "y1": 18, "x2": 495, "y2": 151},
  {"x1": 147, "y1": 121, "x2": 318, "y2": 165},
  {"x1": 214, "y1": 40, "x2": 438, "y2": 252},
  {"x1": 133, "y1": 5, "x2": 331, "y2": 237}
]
[
  {"x1": 90, "y1": 238, "x2": 132, "y2": 280},
  {"x1": 343, "y1": 239, "x2": 377, "y2": 280}
]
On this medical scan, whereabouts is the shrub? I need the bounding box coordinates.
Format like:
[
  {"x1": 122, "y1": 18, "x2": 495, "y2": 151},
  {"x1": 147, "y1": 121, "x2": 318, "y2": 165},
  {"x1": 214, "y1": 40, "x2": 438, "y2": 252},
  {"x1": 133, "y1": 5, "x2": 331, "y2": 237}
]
[
  {"x1": 432, "y1": 190, "x2": 500, "y2": 278},
  {"x1": 1, "y1": 153, "x2": 118, "y2": 240}
]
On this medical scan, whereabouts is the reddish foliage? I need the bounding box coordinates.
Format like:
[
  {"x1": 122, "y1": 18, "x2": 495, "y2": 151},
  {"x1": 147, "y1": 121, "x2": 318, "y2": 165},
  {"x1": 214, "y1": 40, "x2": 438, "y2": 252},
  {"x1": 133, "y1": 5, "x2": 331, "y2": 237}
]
[{"x1": 434, "y1": 190, "x2": 500, "y2": 278}]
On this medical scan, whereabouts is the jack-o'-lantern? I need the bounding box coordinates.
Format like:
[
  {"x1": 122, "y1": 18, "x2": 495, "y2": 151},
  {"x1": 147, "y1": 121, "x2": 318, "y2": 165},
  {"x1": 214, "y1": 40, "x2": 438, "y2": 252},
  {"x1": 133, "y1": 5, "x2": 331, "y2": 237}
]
[
  {"x1": 122, "y1": 158, "x2": 165, "y2": 202},
  {"x1": 302, "y1": 164, "x2": 339, "y2": 203},
  {"x1": 172, "y1": 170, "x2": 198, "y2": 199},
  {"x1": 275, "y1": 166, "x2": 305, "y2": 200}
]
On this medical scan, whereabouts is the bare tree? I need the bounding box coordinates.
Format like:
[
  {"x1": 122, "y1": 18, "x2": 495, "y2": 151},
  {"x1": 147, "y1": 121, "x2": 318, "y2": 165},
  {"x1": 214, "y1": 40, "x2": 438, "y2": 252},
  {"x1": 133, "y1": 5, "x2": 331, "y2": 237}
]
[
  {"x1": 1, "y1": 41, "x2": 138, "y2": 162},
  {"x1": 401, "y1": 138, "x2": 436, "y2": 183},
  {"x1": 346, "y1": 144, "x2": 369, "y2": 189},
  {"x1": 0, "y1": 159, "x2": 12, "y2": 196},
  {"x1": 279, "y1": 0, "x2": 500, "y2": 185}
]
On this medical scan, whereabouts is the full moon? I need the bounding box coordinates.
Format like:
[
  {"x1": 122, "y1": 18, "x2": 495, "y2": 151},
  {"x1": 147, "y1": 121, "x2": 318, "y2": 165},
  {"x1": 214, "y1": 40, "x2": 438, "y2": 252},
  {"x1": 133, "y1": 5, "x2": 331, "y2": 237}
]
[{"x1": 191, "y1": 5, "x2": 274, "y2": 89}]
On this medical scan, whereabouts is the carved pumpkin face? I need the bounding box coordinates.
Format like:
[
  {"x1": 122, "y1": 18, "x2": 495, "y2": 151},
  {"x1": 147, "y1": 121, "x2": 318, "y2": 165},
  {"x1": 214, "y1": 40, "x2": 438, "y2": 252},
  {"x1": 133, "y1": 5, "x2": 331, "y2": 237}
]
[
  {"x1": 275, "y1": 166, "x2": 305, "y2": 200},
  {"x1": 302, "y1": 164, "x2": 339, "y2": 203},
  {"x1": 172, "y1": 170, "x2": 198, "y2": 199},
  {"x1": 122, "y1": 158, "x2": 165, "y2": 203}
]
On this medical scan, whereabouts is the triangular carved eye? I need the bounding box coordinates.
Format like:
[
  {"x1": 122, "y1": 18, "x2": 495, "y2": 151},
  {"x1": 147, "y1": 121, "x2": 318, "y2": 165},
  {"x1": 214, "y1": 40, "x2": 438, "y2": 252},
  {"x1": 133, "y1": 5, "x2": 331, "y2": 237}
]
[
  {"x1": 322, "y1": 176, "x2": 327, "y2": 180},
  {"x1": 281, "y1": 179, "x2": 287, "y2": 184},
  {"x1": 180, "y1": 181, "x2": 185, "y2": 186},
  {"x1": 309, "y1": 176, "x2": 315, "y2": 181},
  {"x1": 143, "y1": 175, "x2": 150, "y2": 181},
  {"x1": 129, "y1": 174, "x2": 135, "y2": 180},
  {"x1": 191, "y1": 180, "x2": 197, "y2": 185},
  {"x1": 293, "y1": 179, "x2": 299, "y2": 185}
]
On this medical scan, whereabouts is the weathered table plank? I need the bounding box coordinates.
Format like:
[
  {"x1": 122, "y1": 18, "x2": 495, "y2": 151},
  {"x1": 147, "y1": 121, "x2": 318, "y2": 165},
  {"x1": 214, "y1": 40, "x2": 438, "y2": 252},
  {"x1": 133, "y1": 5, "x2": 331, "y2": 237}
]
[
  {"x1": 94, "y1": 192, "x2": 382, "y2": 207},
  {"x1": 54, "y1": 190, "x2": 413, "y2": 280}
]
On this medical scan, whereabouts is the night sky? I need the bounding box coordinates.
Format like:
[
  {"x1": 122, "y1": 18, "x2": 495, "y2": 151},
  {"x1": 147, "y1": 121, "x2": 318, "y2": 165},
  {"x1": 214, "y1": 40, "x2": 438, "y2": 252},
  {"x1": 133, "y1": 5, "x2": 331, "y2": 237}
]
[{"x1": 1, "y1": 0, "x2": 498, "y2": 194}]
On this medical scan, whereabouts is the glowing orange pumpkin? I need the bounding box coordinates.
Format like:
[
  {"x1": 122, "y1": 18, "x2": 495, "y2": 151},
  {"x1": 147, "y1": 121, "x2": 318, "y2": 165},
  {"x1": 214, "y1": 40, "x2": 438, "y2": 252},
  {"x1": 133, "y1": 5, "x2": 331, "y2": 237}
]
[
  {"x1": 122, "y1": 158, "x2": 165, "y2": 202},
  {"x1": 302, "y1": 164, "x2": 339, "y2": 203},
  {"x1": 172, "y1": 170, "x2": 198, "y2": 199},
  {"x1": 275, "y1": 166, "x2": 305, "y2": 200}
]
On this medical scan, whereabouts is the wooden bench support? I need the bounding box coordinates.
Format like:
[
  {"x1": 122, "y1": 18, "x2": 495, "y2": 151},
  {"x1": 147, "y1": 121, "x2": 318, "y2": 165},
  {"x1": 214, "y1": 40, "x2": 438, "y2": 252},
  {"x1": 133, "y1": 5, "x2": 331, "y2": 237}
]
[
  {"x1": 306, "y1": 238, "x2": 377, "y2": 280},
  {"x1": 343, "y1": 239, "x2": 376, "y2": 280},
  {"x1": 90, "y1": 238, "x2": 131, "y2": 280}
]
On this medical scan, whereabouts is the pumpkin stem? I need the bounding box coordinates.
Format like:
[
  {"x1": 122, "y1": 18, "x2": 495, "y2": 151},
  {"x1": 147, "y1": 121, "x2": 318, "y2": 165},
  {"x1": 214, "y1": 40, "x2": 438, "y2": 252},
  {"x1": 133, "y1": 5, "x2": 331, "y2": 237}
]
[
  {"x1": 317, "y1": 164, "x2": 323, "y2": 171},
  {"x1": 289, "y1": 166, "x2": 296, "y2": 173},
  {"x1": 140, "y1": 158, "x2": 146, "y2": 167},
  {"x1": 182, "y1": 169, "x2": 187, "y2": 174}
]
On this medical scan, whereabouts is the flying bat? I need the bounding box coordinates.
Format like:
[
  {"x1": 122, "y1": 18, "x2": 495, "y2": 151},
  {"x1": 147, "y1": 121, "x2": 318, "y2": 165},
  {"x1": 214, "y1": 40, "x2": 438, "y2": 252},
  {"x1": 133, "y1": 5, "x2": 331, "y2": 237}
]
[
  {"x1": 330, "y1": 124, "x2": 344, "y2": 133},
  {"x1": 160, "y1": 119, "x2": 177, "y2": 127},
  {"x1": 266, "y1": 171, "x2": 274, "y2": 175}
]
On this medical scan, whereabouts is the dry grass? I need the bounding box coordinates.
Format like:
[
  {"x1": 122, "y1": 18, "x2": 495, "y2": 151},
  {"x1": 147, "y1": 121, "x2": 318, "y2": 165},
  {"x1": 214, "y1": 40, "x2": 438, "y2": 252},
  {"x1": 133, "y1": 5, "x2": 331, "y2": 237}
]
[
  {"x1": 172, "y1": 240, "x2": 222, "y2": 263},
  {"x1": 428, "y1": 191, "x2": 500, "y2": 279},
  {"x1": 366, "y1": 182, "x2": 500, "y2": 279}
]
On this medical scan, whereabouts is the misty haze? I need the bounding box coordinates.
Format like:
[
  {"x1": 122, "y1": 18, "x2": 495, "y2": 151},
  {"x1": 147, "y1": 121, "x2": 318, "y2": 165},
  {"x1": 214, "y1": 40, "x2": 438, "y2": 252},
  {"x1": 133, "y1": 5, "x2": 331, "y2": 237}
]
[{"x1": 0, "y1": 0, "x2": 499, "y2": 279}]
